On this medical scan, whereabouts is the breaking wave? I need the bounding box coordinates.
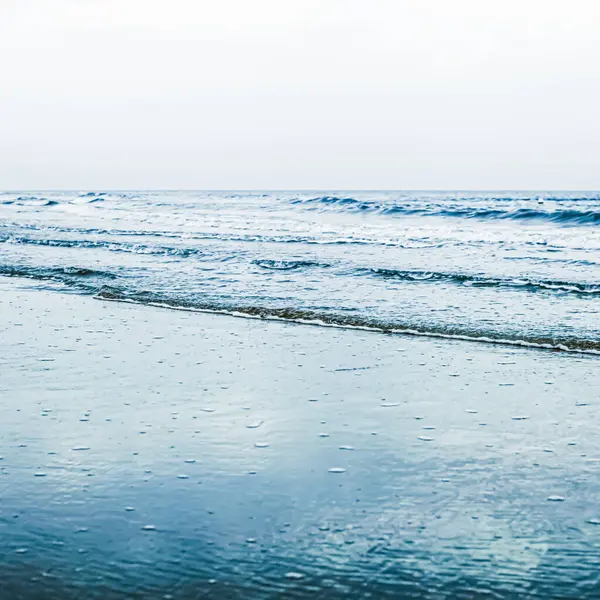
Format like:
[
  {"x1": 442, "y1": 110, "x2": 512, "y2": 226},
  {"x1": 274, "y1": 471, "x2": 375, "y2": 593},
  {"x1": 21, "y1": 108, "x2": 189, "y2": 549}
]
[
  {"x1": 294, "y1": 197, "x2": 600, "y2": 224},
  {"x1": 366, "y1": 268, "x2": 600, "y2": 295},
  {"x1": 94, "y1": 287, "x2": 600, "y2": 355},
  {"x1": 0, "y1": 264, "x2": 117, "y2": 286}
]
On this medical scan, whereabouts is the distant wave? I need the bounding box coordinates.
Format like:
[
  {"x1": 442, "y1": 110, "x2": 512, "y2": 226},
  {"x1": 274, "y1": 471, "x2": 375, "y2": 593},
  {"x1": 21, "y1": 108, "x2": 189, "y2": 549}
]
[
  {"x1": 443, "y1": 207, "x2": 600, "y2": 225},
  {"x1": 94, "y1": 288, "x2": 600, "y2": 355},
  {"x1": 366, "y1": 268, "x2": 600, "y2": 295},
  {"x1": 253, "y1": 259, "x2": 328, "y2": 270},
  {"x1": 1, "y1": 235, "x2": 206, "y2": 257},
  {"x1": 79, "y1": 192, "x2": 107, "y2": 198},
  {"x1": 293, "y1": 197, "x2": 600, "y2": 224},
  {"x1": 0, "y1": 196, "x2": 59, "y2": 206},
  {"x1": 0, "y1": 192, "x2": 110, "y2": 206},
  {"x1": 504, "y1": 256, "x2": 600, "y2": 267},
  {"x1": 0, "y1": 226, "x2": 413, "y2": 248}
]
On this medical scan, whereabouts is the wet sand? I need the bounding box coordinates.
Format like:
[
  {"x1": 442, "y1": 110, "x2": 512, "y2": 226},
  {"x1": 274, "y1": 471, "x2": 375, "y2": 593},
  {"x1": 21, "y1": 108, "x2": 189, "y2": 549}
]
[{"x1": 1, "y1": 276, "x2": 600, "y2": 599}]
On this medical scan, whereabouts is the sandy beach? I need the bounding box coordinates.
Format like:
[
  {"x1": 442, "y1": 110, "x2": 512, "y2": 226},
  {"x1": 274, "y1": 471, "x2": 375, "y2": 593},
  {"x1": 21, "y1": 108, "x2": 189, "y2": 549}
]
[{"x1": 1, "y1": 276, "x2": 599, "y2": 599}]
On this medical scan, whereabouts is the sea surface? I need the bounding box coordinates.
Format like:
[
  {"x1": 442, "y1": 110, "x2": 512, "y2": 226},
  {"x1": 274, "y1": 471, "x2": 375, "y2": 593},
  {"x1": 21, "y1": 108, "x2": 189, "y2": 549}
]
[
  {"x1": 1, "y1": 190, "x2": 599, "y2": 352},
  {"x1": 1, "y1": 193, "x2": 600, "y2": 599}
]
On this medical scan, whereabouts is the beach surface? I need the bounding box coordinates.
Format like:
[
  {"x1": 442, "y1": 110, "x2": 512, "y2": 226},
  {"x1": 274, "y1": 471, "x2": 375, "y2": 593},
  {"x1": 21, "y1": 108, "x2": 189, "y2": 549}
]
[{"x1": 1, "y1": 276, "x2": 600, "y2": 599}]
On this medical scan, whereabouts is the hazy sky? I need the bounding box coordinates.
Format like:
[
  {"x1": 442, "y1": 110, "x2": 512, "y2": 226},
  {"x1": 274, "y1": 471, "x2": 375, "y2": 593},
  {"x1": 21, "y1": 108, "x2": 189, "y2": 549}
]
[{"x1": 1, "y1": 0, "x2": 600, "y2": 190}]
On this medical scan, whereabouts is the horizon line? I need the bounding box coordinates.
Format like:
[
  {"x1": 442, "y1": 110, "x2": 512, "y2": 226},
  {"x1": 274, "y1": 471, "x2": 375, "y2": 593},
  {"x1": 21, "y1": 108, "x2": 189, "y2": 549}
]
[{"x1": 3, "y1": 188, "x2": 600, "y2": 193}]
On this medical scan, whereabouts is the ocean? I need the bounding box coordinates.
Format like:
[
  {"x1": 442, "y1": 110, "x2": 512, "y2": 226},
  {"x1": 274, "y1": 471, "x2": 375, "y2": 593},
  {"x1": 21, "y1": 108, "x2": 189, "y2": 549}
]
[
  {"x1": 1, "y1": 190, "x2": 599, "y2": 353},
  {"x1": 2, "y1": 191, "x2": 600, "y2": 599}
]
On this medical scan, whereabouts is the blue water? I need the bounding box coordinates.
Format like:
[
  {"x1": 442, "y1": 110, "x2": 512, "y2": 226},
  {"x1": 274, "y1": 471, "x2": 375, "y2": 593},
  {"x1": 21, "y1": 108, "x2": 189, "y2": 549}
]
[
  {"x1": 1, "y1": 190, "x2": 599, "y2": 352},
  {"x1": 1, "y1": 193, "x2": 600, "y2": 599}
]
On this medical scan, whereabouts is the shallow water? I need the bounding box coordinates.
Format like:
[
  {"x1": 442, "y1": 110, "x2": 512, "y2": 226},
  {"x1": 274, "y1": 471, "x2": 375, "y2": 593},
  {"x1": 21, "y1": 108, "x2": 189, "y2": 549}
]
[
  {"x1": 1, "y1": 190, "x2": 599, "y2": 352},
  {"x1": 1, "y1": 280, "x2": 600, "y2": 599}
]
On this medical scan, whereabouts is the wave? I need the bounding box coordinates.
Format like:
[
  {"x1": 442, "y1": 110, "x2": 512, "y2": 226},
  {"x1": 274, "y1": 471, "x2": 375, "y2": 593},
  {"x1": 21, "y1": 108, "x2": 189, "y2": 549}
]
[
  {"x1": 0, "y1": 264, "x2": 117, "y2": 287},
  {"x1": 0, "y1": 196, "x2": 59, "y2": 206},
  {"x1": 365, "y1": 268, "x2": 600, "y2": 295},
  {"x1": 504, "y1": 256, "x2": 600, "y2": 267},
  {"x1": 2, "y1": 263, "x2": 598, "y2": 354},
  {"x1": 253, "y1": 259, "x2": 328, "y2": 270},
  {"x1": 79, "y1": 191, "x2": 106, "y2": 199},
  {"x1": 1, "y1": 235, "x2": 205, "y2": 257},
  {"x1": 3, "y1": 235, "x2": 341, "y2": 262},
  {"x1": 94, "y1": 288, "x2": 600, "y2": 355},
  {"x1": 3, "y1": 234, "x2": 596, "y2": 295},
  {"x1": 0, "y1": 225, "x2": 401, "y2": 248},
  {"x1": 294, "y1": 197, "x2": 600, "y2": 225},
  {"x1": 443, "y1": 207, "x2": 600, "y2": 225},
  {"x1": 0, "y1": 192, "x2": 109, "y2": 206}
]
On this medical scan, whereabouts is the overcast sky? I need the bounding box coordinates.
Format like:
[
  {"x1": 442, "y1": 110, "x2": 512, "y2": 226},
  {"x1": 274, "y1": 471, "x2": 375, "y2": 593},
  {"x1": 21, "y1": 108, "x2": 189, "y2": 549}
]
[{"x1": 1, "y1": 0, "x2": 600, "y2": 190}]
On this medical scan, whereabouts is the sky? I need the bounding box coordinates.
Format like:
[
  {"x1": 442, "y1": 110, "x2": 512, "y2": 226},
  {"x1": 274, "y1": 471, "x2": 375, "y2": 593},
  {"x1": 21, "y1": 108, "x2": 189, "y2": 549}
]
[{"x1": 1, "y1": 0, "x2": 600, "y2": 190}]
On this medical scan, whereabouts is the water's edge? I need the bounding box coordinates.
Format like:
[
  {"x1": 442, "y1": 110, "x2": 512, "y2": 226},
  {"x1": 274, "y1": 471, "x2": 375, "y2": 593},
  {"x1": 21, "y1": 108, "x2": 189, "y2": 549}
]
[{"x1": 95, "y1": 289, "x2": 600, "y2": 355}]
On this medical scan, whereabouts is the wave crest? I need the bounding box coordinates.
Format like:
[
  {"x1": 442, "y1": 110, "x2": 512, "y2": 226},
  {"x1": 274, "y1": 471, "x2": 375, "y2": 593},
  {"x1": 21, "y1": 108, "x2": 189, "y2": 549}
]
[
  {"x1": 253, "y1": 259, "x2": 327, "y2": 270},
  {"x1": 366, "y1": 268, "x2": 600, "y2": 295},
  {"x1": 293, "y1": 197, "x2": 600, "y2": 224}
]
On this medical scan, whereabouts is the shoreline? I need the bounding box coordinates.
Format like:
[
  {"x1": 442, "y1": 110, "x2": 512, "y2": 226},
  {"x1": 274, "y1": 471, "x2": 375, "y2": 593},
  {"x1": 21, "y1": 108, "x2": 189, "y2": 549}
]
[
  {"x1": 98, "y1": 293, "x2": 600, "y2": 356},
  {"x1": 2, "y1": 276, "x2": 600, "y2": 599}
]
